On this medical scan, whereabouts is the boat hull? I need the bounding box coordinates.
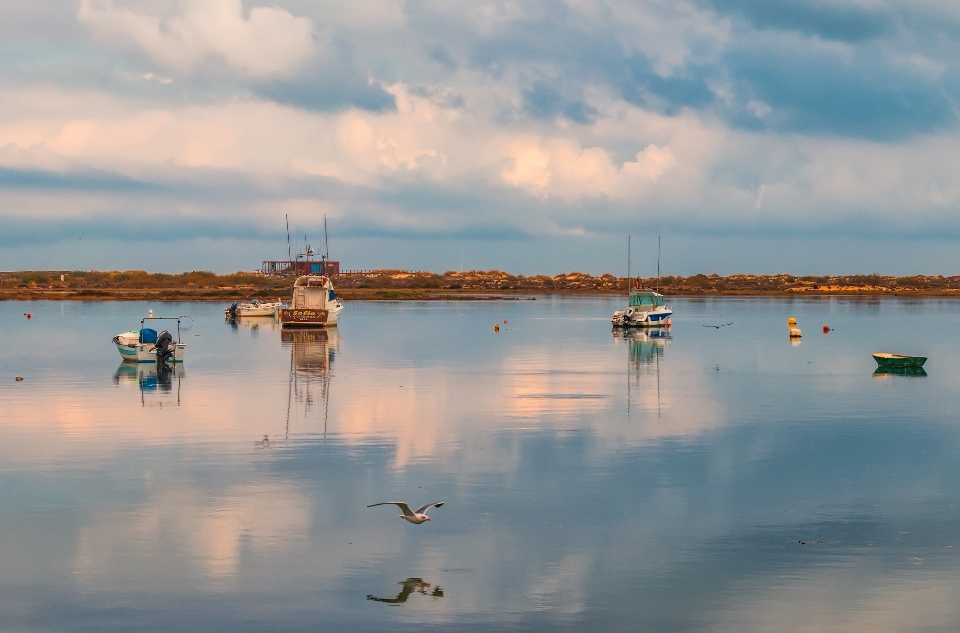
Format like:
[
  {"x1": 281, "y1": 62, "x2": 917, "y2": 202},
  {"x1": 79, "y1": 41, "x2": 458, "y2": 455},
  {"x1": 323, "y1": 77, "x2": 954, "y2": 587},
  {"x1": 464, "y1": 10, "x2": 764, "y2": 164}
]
[
  {"x1": 113, "y1": 337, "x2": 186, "y2": 363},
  {"x1": 279, "y1": 304, "x2": 342, "y2": 328},
  {"x1": 872, "y1": 353, "x2": 927, "y2": 368},
  {"x1": 612, "y1": 307, "x2": 673, "y2": 328},
  {"x1": 225, "y1": 301, "x2": 282, "y2": 318}
]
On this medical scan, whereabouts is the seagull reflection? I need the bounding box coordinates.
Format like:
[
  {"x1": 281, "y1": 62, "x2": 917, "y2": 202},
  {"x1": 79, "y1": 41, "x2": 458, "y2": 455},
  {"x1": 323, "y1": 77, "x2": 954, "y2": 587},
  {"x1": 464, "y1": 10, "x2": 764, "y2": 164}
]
[{"x1": 367, "y1": 578, "x2": 444, "y2": 604}]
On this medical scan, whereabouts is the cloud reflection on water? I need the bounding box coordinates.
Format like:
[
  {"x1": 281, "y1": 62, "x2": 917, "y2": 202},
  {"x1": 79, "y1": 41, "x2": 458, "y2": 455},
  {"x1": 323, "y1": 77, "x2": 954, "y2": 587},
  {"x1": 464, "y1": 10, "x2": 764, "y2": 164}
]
[
  {"x1": 1, "y1": 299, "x2": 960, "y2": 630},
  {"x1": 72, "y1": 482, "x2": 312, "y2": 590}
]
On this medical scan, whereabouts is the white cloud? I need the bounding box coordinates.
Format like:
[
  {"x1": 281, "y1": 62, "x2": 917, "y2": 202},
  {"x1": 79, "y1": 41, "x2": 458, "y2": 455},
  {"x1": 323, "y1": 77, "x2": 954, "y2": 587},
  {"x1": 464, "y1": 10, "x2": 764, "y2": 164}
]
[
  {"x1": 142, "y1": 72, "x2": 172, "y2": 84},
  {"x1": 77, "y1": 0, "x2": 314, "y2": 77},
  {"x1": 501, "y1": 137, "x2": 677, "y2": 200}
]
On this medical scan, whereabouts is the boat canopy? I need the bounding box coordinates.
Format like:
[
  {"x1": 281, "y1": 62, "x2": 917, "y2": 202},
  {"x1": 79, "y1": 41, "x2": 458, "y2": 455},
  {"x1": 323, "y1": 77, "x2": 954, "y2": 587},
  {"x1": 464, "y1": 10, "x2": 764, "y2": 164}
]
[
  {"x1": 294, "y1": 276, "x2": 331, "y2": 288},
  {"x1": 629, "y1": 290, "x2": 665, "y2": 308}
]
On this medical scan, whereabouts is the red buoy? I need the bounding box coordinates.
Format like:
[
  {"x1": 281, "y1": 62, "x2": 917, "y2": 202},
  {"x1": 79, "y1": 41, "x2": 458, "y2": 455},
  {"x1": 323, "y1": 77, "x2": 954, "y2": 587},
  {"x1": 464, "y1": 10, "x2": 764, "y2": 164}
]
[
  {"x1": 26, "y1": 313, "x2": 31, "y2": 319},
  {"x1": 822, "y1": 325, "x2": 830, "y2": 333}
]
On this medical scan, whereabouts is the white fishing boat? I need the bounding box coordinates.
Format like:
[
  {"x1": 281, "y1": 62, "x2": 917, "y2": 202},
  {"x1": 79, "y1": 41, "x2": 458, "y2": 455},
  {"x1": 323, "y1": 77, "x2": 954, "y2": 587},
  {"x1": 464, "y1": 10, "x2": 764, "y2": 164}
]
[
  {"x1": 278, "y1": 275, "x2": 343, "y2": 327},
  {"x1": 612, "y1": 281, "x2": 673, "y2": 327},
  {"x1": 112, "y1": 316, "x2": 187, "y2": 363},
  {"x1": 612, "y1": 235, "x2": 673, "y2": 328},
  {"x1": 225, "y1": 299, "x2": 282, "y2": 319}
]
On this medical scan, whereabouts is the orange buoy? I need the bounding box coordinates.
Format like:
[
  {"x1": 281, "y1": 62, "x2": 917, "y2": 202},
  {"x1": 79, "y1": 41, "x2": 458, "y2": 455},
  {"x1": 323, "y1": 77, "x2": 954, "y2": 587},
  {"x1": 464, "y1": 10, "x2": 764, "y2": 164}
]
[{"x1": 494, "y1": 324, "x2": 500, "y2": 332}]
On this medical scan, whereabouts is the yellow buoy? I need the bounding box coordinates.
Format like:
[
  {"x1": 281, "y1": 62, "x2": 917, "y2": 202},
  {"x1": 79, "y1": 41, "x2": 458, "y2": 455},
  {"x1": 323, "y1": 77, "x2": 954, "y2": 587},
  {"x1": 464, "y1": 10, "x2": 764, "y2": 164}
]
[
  {"x1": 494, "y1": 324, "x2": 500, "y2": 332},
  {"x1": 787, "y1": 317, "x2": 797, "y2": 327}
]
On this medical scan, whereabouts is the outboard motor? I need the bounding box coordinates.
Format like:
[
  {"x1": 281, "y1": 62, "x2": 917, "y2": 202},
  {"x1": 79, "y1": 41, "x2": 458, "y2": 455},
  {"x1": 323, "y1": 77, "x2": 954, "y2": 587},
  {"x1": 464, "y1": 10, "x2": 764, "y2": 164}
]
[
  {"x1": 155, "y1": 330, "x2": 175, "y2": 364},
  {"x1": 227, "y1": 302, "x2": 239, "y2": 320}
]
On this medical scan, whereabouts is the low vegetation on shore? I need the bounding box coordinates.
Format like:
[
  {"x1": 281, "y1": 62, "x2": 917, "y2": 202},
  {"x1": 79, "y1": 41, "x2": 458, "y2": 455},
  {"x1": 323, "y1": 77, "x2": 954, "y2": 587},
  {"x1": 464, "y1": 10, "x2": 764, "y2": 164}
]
[{"x1": 2, "y1": 269, "x2": 960, "y2": 301}]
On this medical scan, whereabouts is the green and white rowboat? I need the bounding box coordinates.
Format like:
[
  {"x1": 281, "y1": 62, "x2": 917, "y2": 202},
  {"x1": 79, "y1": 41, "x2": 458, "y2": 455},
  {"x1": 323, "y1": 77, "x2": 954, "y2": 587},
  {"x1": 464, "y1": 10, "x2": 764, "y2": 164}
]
[{"x1": 872, "y1": 353, "x2": 927, "y2": 368}]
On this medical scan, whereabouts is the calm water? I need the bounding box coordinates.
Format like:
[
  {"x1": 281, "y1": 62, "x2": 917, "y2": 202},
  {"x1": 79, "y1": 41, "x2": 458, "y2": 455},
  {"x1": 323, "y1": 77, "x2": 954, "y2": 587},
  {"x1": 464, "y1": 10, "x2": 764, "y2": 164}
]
[{"x1": 2, "y1": 296, "x2": 960, "y2": 632}]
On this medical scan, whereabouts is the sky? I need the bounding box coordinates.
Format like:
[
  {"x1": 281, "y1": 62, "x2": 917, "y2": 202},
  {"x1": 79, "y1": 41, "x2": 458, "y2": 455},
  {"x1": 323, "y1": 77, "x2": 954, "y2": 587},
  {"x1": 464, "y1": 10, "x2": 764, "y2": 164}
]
[{"x1": 2, "y1": 0, "x2": 960, "y2": 275}]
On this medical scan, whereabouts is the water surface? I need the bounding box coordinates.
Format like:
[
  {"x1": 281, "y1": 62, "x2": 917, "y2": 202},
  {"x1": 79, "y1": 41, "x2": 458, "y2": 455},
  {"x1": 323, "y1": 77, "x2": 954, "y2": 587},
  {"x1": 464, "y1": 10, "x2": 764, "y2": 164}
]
[{"x1": 1, "y1": 297, "x2": 959, "y2": 632}]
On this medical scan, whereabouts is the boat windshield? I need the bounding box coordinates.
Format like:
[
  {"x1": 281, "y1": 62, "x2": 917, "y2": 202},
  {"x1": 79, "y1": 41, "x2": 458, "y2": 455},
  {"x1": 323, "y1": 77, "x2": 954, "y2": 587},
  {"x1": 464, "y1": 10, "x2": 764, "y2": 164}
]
[{"x1": 629, "y1": 292, "x2": 664, "y2": 308}]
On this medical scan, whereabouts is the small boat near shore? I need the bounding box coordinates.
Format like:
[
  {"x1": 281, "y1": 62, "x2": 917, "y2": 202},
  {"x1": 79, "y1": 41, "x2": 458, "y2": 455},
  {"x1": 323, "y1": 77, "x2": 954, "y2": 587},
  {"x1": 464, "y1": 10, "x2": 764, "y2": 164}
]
[
  {"x1": 278, "y1": 275, "x2": 343, "y2": 328},
  {"x1": 225, "y1": 299, "x2": 282, "y2": 319},
  {"x1": 872, "y1": 353, "x2": 927, "y2": 368},
  {"x1": 113, "y1": 315, "x2": 187, "y2": 363}
]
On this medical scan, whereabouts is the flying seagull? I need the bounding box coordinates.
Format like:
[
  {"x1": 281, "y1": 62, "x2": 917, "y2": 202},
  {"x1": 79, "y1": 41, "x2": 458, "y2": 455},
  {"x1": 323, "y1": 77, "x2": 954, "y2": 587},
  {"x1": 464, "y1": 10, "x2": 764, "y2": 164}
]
[
  {"x1": 702, "y1": 322, "x2": 733, "y2": 329},
  {"x1": 367, "y1": 501, "x2": 444, "y2": 524}
]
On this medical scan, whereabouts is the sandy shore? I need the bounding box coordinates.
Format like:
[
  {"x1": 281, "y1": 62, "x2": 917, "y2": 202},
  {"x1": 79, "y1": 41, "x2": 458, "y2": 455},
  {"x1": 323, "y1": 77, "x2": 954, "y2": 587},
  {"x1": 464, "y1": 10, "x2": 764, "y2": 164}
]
[{"x1": 4, "y1": 270, "x2": 960, "y2": 301}]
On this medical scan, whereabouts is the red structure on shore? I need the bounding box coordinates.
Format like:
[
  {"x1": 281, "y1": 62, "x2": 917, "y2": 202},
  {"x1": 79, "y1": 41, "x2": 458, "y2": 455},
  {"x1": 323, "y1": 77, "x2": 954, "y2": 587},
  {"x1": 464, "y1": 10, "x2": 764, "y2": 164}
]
[{"x1": 261, "y1": 259, "x2": 339, "y2": 276}]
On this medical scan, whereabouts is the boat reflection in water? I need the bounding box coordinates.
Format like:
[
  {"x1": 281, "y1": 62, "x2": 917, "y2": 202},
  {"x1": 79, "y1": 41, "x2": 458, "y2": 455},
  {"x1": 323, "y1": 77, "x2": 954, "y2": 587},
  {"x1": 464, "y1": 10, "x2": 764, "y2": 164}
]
[
  {"x1": 614, "y1": 328, "x2": 671, "y2": 417},
  {"x1": 282, "y1": 328, "x2": 340, "y2": 437},
  {"x1": 873, "y1": 366, "x2": 928, "y2": 378},
  {"x1": 113, "y1": 362, "x2": 185, "y2": 407},
  {"x1": 614, "y1": 327, "x2": 671, "y2": 369},
  {"x1": 235, "y1": 315, "x2": 280, "y2": 337}
]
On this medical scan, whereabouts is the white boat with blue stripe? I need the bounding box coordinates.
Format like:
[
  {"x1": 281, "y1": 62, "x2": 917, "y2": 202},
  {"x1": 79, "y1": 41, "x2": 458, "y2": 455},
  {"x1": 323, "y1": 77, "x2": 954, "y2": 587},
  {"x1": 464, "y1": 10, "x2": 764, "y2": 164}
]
[
  {"x1": 113, "y1": 315, "x2": 187, "y2": 363},
  {"x1": 612, "y1": 280, "x2": 673, "y2": 328}
]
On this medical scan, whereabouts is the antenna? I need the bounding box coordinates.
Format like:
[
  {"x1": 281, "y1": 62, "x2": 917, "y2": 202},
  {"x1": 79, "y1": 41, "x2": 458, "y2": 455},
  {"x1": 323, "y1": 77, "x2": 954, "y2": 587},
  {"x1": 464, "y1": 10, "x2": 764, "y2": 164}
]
[
  {"x1": 627, "y1": 235, "x2": 631, "y2": 292},
  {"x1": 656, "y1": 235, "x2": 661, "y2": 293},
  {"x1": 286, "y1": 214, "x2": 291, "y2": 262}
]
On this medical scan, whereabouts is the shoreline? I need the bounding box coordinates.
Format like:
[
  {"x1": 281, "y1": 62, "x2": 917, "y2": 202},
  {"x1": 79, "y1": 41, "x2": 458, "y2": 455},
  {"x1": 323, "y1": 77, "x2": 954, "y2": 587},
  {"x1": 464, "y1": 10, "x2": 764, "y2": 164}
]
[
  {"x1": 5, "y1": 269, "x2": 960, "y2": 301},
  {"x1": 4, "y1": 288, "x2": 960, "y2": 302}
]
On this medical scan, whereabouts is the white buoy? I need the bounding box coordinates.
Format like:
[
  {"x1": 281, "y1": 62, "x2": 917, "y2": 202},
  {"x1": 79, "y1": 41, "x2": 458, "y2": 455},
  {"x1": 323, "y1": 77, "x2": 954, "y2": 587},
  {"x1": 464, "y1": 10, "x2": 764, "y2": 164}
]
[{"x1": 148, "y1": 309, "x2": 153, "y2": 317}]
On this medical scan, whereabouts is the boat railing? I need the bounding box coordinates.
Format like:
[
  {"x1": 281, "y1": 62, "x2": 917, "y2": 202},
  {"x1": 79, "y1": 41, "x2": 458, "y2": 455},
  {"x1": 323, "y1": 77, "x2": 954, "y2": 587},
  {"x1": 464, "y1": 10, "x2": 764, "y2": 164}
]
[{"x1": 140, "y1": 316, "x2": 191, "y2": 342}]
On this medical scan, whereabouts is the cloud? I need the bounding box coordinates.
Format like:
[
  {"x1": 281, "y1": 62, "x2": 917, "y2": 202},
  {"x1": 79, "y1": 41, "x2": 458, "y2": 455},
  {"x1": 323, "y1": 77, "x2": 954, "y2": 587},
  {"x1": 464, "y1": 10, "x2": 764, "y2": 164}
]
[
  {"x1": 719, "y1": 32, "x2": 958, "y2": 140},
  {"x1": 77, "y1": 0, "x2": 314, "y2": 77},
  {"x1": 522, "y1": 81, "x2": 597, "y2": 124},
  {"x1": 501, "y1": 137, "x2": 676, "y2": 199},
  {"x1": 142, "y1": 72, "x2": 172, "y2": 84},
  {"x1": 695, "y1": 0, "x2": 892, "y2": 42},
  {"x1": 1, "y1": 0, "x2": 960, "y2": 273}
]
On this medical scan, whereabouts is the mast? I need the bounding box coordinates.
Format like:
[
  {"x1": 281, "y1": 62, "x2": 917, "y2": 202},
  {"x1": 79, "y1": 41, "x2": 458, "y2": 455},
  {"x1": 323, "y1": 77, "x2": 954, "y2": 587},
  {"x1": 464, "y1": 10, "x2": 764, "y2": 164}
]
[
  {"x1": 324, "y1": 215, "x2": 329, "y2": 262},
  {"x1": 322, "y1": 215, "x2": 330, "y2": 275},
  {"x1": 286, "y1": 214, "x2": 291, "y2": 262},
  {"x1": 656, "y1": 235, "x2": 661, "y2": 293},
  {"x1": 627, "y1": 235, "x2": 631, "y2": 292}
]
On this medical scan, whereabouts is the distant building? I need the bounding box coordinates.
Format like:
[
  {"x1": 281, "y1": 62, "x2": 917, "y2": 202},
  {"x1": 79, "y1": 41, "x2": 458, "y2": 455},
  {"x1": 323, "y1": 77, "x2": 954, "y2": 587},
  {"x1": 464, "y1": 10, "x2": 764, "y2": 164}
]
[{"x1": 261, "y1": 259, "x2": 339, "y2": 276}]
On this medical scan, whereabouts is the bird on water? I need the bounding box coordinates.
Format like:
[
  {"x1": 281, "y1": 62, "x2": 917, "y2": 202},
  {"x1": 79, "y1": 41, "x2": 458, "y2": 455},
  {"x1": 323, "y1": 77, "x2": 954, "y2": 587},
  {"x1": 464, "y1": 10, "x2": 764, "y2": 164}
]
[{"x1": 367, "y1": 501, "x2": 444, "y2": 524}]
